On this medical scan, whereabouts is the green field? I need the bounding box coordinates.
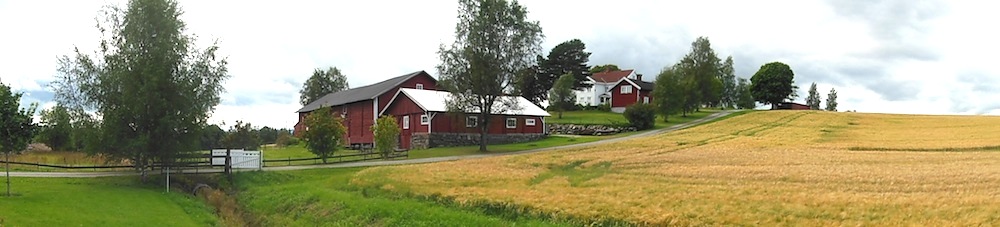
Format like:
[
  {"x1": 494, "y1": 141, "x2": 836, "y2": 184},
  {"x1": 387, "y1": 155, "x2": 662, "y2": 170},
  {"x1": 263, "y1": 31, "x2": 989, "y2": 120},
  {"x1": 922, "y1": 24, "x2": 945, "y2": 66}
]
[
  {"x1": 0, "y1": 177, "x2": 217, "y2": 226},
  {"x1": 547, "y1": 109, "x2": 719, "y2": 129},
  {"x1": 233, "y1": 168, "x2": 570, "y2": 226}
]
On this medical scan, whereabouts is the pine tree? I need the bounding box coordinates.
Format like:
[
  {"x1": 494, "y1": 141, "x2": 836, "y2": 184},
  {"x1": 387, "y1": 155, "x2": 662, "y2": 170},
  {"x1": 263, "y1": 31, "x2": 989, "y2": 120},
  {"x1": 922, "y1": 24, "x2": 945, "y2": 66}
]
[
  {"x1": 825, "y1": 88, "x2": 838, "y2": 111},
  {"x1": 806, "y1": 82, "x2": 821, "y2": 110}
]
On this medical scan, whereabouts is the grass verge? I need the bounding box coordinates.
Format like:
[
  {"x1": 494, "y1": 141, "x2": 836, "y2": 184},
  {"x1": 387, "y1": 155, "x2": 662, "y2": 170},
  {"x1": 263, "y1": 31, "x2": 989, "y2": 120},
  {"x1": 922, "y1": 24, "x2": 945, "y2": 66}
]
[
  {"x1": 233, "y1": 168, "x2": 571, "y2": 226},
  {"x1": 0, "y1": 177, "x2": 217, "y2": 226}
]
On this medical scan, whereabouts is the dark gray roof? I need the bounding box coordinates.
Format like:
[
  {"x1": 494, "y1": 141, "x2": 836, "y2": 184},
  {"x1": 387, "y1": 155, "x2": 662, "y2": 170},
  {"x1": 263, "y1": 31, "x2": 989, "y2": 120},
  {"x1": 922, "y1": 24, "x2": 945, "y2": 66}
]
[
  {"x1": 616, "y1": 78, "x2": 655, "y2": 91},
  {"x1": 297, "y1": 71, "x2": 432, "y2": 113},
  {"x1": 633, "y1": 79, "x2": 655, "y2": 91}
]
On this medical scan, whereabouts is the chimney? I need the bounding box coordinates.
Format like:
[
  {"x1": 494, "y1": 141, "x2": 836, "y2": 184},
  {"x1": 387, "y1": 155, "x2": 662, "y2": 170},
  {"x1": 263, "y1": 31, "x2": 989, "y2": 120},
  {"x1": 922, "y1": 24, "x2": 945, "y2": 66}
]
[{"x1": 636, "y1": 74, "x2": 643, "y2": 81}]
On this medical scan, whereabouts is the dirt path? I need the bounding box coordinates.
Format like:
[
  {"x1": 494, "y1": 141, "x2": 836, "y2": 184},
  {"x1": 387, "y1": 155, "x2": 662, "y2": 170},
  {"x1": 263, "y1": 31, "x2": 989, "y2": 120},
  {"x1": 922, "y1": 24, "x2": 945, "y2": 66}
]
[{"x1": 7, "y1": 110, "x2": 737, "y2": 177}]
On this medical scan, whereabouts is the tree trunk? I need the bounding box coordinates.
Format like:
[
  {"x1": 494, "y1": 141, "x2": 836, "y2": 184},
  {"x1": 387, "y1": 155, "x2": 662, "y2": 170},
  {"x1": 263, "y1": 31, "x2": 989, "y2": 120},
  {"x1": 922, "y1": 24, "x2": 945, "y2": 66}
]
[
  {"x1": 6, "y1": 152, "x2": 10, "y2": 197},
  {"x1": 558, "y1": 111, "x2": 563, "y2": 119},
  {"x1": 479, "y1": 114, "x2": 488, "y2": 152}
]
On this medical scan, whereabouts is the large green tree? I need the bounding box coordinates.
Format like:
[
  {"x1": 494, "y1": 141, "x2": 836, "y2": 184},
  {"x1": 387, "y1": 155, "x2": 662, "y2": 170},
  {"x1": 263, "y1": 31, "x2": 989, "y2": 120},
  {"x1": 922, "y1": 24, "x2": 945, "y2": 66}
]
[
  {"x1": 513, "y1": 63, "x2": 546, "y2": 106},
  {"x1": 303, "y1": 107, "x2": 347, "y2": 163},
  {"x1": 299, "y1": 67, "x2": 349, "y2": 105},
  {"x1": 750, "y1": 62, "x2": 796, "y2": 109},
  {"x1": 806, "y1": 82, "x2": 821, "y2": 110},
  {"x1": 1, "y1": 82, "x2": 37, "y2": 196},
  {"x1": 199, "y1": 124, "x2": 225, "y2": 150},
  {"x1": 542, "y1": 39, "x2": 591, "y2": 89},
  {"x1": 548, "y1": 73, "x2": 576, "y2": 119},
  {"x1": 718, "y1": 56, "x2": 737, "y2": 109},
  {"x1": 677, "y1": 37, "x2": 723, "y2": 108},
  {"x1": 652, "y1": 65, "x2": 686, "y2": 122},
  {"x1": 825, "y1": 88, "x2": 838, "y2": 111},
  {"x1": 53, "y1": 0, "x2": 229, "y2": 179},
  {"x1": 437, "y1": 0, "x2": 544, "y2": 152}
]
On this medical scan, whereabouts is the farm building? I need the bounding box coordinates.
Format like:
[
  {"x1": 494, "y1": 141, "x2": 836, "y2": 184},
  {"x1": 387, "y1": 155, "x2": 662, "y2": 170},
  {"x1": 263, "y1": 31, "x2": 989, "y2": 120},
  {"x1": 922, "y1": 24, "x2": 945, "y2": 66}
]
[
  {"x1": 294, "y1": 71, "x2": 438, "y2": 147},
  {"x1": 776, "y1": 102, "x2": 811, "y2": 110},
  {"x1": 381, "y1": 88, "x2": 550, "y2": 150},
  {"x1": 573, "y1": 69, "x2": 639, "y2": 107},
  {"x1": 609, "y1": 76, "x2": 654, "y2": 113}
]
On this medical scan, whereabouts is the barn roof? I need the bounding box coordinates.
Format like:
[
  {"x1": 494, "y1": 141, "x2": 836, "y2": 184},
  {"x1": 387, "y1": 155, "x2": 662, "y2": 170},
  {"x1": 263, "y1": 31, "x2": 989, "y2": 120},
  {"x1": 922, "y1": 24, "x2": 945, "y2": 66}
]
[
  {"x1": 382, "y1": 88, "x2": 550, "y2": 117},
  {"x1": 297, "y1": 71, "x2": 433, "y2": 113}
]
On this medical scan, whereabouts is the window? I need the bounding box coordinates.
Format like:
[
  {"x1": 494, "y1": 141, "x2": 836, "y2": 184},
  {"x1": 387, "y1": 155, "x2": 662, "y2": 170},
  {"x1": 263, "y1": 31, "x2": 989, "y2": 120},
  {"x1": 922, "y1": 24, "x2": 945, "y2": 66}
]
[
  {"x1": 525, "y1": 118, "x2": 536, "y2": 126},
  {"x1": 415, "y1": 83, "x2": 424, "y2": 90},
  {"x1": 402, "y1": 116, "x2": 410, "y2": 129},
  {"x1": 466, "y1": 116, "x2": 478, "y2": 128},
  {"x1": 420, "y1": 114, "x2": 429, "y2": 125},
  {"x1": 643, "y1": 96, "x2": 649, "y2": 104},
  {"x1": 620, "y1": 85, "x2": 633, "y2": 94},
  {"x1": 506, "y1": 118, "x2": 517, "y2": 129}
]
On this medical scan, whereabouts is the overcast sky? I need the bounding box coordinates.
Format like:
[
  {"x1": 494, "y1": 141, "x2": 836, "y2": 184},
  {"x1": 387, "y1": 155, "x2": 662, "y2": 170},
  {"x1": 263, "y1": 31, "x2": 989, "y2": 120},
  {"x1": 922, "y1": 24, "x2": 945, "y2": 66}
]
[{"x1": 2, "y1": 0, "x2": 999, "y2": 129}]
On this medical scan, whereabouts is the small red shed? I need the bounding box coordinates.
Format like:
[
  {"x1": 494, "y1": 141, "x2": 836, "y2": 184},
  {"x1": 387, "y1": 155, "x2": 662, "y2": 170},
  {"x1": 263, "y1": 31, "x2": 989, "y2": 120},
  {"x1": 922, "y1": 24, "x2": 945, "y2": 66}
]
[
  {"x1": 295, "y1": 71, "x2": 438, "y2": 147},
  {"x1": 609, "y1": 77, "x2": 654, "y2": 113},
  {"x1": 380, "y1": 88, "x2": 550, "y2": 149}
]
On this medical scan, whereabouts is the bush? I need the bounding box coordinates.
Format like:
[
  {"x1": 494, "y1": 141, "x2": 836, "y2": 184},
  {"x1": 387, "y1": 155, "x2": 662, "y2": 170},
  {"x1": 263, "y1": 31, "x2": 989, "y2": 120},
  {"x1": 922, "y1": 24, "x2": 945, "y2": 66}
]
[
  {"x1": 623, "y1": 103, "x2": 656, "y2": 130},
  {"x1": 596, "y1": 103, "x2": 611, "y2": 112}
]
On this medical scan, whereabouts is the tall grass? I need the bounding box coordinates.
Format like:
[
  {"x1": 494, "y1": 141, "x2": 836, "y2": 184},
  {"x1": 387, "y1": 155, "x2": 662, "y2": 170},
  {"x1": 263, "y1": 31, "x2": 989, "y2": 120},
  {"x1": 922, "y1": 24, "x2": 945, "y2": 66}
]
[{"x1": 352, "y1": 110, "x2": 1000, "y2": 225}]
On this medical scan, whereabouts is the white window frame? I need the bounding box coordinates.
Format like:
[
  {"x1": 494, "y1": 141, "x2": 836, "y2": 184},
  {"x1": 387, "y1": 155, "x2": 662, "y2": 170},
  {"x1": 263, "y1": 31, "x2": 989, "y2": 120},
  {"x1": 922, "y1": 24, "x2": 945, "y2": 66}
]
[
  {"x1": 402, "y1": 115, "x2": 410, "y2": 129},
  {"x1": 525, "y1": 118, "x2": 536, "y2": 126},
  {"x1": 643, "y1": 96, "x2": 649, "y2": 104},
  {"x1": 506, "y1": 117, "x2": 517, "y2": 129},
  {"x1": 415, "y1": 83, "x2": 424, "y2": 89},
  {"x1": 620, "y1": 85, "x2": 633, "y2": 94},
  {"x1": 420, "y1": 114, "x2": 429, "y2": 125},
  {"x1": 466, "y1": 116, "x2": 478, "y2": 128}
]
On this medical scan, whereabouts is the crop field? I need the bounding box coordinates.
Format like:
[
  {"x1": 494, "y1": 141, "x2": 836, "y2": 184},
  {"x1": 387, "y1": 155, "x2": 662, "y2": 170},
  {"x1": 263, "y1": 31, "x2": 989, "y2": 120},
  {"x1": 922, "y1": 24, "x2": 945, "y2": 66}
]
[{"x1": 353, "y1": 111, "x2": 1000, "y2": 225}]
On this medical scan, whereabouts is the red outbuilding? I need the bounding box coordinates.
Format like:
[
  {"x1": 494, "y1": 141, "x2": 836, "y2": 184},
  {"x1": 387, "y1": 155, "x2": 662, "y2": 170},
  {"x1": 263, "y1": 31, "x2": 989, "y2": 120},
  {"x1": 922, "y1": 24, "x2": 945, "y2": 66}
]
[
  {"x1": 380, "y1": 88, "x2": 550, "y2": 149},
  {"x1": 609, "y1": 77, "x2": 655, "y2": 113},
  {"x1": 294, "y1": 71, "x2": 437, "y2": 148}
]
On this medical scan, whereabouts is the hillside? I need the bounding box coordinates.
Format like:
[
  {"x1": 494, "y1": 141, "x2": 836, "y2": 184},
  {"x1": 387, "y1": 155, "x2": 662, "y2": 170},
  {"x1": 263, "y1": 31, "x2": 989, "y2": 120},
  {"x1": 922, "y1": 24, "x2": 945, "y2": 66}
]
[{"x1": 352, "y1": 111, "x2": 1000, "y2": 225}]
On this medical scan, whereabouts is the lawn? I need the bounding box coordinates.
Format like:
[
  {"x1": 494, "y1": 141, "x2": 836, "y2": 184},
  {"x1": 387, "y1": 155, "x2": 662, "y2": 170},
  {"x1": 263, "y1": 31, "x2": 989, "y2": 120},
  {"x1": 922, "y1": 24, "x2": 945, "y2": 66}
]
[
  {"x1": 232, "y1": 168, "x2": 571, "y2": 226},
  {"x1": 353, "y1": 110, "x2": 1000, "y2": 225},
  {"x1": 0, "y1": 177, "x2": 217, "y2": 226},
  {"x1": 407, "y1": 135, "x2": 607, "y2": 159}
]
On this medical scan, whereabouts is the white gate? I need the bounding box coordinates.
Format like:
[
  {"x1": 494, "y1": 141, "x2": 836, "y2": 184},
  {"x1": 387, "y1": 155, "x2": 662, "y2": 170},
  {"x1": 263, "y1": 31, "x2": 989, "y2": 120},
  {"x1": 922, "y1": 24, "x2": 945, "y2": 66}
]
[{"x1": 211, "y1": 149, "x2": 262, "y2": 169}]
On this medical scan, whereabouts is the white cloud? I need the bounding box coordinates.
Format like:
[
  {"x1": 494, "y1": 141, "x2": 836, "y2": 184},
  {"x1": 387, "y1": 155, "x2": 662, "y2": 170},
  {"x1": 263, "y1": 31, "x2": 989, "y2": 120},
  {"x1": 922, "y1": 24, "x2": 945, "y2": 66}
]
[{"x1": 3, "y1": 0, "x2": 1000, "y2": 128}]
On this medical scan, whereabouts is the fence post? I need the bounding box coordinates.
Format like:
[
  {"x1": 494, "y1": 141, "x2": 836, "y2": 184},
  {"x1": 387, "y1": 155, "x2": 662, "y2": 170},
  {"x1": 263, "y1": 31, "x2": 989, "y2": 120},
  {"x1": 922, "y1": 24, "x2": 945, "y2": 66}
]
[{"x1": 225, "y1": 148, "x2": 232, "y2": 176}]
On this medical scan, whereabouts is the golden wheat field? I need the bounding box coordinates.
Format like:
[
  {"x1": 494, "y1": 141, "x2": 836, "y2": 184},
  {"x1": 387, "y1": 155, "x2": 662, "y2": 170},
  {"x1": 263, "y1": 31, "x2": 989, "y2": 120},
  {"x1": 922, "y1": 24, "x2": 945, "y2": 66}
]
[{"x1": 352, "y1": 111, "x2": 1000, "y2": 225}]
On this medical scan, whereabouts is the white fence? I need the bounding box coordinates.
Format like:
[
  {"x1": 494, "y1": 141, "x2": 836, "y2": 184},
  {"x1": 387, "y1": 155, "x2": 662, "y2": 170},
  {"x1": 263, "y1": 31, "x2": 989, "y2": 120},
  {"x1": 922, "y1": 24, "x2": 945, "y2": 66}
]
[{"x1": 211, "y1": 149, "x2": 262, "y2": 169}]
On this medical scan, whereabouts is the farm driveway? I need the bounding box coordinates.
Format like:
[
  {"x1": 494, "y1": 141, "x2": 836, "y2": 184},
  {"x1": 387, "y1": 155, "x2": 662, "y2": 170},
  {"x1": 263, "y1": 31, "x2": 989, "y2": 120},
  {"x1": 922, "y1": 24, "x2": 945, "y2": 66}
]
[{"x1": 7, "y1": 110, "x2": 738, "y2": 177}]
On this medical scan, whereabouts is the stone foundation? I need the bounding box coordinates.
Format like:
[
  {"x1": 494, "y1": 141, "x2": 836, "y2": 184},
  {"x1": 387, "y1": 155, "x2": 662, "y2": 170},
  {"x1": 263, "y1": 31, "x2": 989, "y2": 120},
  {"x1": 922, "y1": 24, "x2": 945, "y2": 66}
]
[{"x1": 411, "y1": 132, "x2": 547, "y2": 149}]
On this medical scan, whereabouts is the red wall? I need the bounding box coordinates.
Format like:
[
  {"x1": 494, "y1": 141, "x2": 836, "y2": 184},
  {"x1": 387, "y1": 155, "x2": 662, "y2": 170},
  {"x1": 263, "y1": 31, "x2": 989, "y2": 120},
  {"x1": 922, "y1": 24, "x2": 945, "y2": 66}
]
[
  {"x1": 610, "y1": 82, "x2": 652, "y2": 108},
  {"x1": 377, "y1": 73, "x2": 439, "y2": 111},
  {"x1": 432, "y1": 113, "x2": 544, "y2": 134}
]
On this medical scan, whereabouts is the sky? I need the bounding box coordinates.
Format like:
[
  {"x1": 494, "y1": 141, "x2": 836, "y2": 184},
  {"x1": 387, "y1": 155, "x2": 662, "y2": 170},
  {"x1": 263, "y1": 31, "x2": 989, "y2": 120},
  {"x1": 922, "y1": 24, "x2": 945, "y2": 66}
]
[{"x1": 2, "y1": 0, "x2": 999, "y2": 129}]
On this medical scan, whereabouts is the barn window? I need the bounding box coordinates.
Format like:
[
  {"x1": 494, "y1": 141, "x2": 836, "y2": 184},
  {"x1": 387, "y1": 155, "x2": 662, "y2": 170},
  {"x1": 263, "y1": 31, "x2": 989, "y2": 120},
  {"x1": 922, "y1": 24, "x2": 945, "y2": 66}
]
[
  {"x1": 506, "y1": 117, "x2": 517, "y2": 129},
  {"x1": 420, "y1": 114, "x2": 429, "y2": 125},
  {"x1": 620, "y1": 85, "x2": 633, "y2": 94},
  {"x1": 643, "y1": 96, "x2": 649, "y2": 104},
  {"x1": 415, "y1": 83, "x2": 424, "y2": 90},
  {"x1": 525, "y1": 118, "x2": 536, "y2": 126},
  {"x1": 402, "y1": 116, "x2": 410, "y2": 129},
  {"x1": 466, "y1": 116, "x2": 478, "y2": 128}
]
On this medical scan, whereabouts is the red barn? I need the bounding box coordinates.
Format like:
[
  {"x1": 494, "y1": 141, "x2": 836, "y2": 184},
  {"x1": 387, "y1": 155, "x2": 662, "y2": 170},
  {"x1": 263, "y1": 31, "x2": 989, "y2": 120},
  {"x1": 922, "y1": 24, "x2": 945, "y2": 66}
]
[
  {"x1": 294, "y1": 71, "x2": 437, "y2": 147},
  {"x1": 609, "y1": 77, "x2": 654, "y2": 113},
  {"x1": 380, "y1": 88, "x2": 550, "y2": 149}
]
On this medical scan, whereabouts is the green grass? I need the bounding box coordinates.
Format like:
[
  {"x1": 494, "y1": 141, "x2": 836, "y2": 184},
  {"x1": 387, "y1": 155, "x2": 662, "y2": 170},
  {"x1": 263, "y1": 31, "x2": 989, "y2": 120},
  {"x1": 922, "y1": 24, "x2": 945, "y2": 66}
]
[
  {"x1": 407, "y1": 135, "x2": 605, "y2": 159},
  {"x1": 233, "y1": 168, "x2": 570, "y2": 226},
  {"x1": 261, "y1": 144, "x2": 387, "y2": 166},
  {"x1": 0, "y1": 177, "x2": 217, "y2": 226},
  {"x1": 546, "y1": 109, "x2": 723, "y2": 129}
]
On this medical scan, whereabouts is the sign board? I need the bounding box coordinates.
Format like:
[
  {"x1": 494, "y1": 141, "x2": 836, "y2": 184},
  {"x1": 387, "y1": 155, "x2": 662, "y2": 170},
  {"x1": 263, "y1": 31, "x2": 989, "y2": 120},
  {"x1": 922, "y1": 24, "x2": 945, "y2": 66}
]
[{"x1": 211, "y1": 149, "x2": 262, "y2": 169}]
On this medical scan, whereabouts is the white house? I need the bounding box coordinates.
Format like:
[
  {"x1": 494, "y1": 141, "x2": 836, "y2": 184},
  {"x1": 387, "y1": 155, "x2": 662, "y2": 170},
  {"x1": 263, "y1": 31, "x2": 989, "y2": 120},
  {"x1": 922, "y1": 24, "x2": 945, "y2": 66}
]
[{"x1": 574, "y1": 69, "x2": 639, "y2": 106}]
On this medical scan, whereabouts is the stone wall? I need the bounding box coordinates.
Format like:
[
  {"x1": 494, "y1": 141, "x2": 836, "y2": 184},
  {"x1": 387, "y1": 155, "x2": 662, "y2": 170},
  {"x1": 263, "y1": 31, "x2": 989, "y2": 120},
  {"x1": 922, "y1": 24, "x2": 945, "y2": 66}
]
[
  {"x1": 411, "y1": 132, "x2": 547, "y2": 149},
  {"x1": 547, "y1": 124, "x2": 636, "y2": 136}
]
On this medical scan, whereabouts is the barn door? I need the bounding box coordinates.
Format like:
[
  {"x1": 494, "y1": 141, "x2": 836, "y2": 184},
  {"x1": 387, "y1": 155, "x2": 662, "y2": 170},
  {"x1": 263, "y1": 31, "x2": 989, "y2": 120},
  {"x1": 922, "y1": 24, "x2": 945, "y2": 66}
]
[{"x1": 399, "y1": 115, "x2": 411, "y2": 149}]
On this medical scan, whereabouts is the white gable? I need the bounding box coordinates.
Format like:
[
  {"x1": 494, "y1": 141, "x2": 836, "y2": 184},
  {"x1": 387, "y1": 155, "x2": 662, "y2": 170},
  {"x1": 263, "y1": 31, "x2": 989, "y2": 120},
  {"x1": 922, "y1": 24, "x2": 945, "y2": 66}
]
[{"x1": 383, "y1": 88, "x2": 550, "y2": 117}]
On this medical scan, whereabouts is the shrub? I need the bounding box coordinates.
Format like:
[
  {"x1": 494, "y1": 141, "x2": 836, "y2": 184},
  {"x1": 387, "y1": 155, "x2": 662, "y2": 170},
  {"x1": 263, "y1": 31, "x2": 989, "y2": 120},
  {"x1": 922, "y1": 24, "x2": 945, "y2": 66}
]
[
  {"x1": 597, "y1": 103, "x2": 611, "y2": 112},
  {"x1": 623, "y1": 103, "x2": 656, "y2": 130}
]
